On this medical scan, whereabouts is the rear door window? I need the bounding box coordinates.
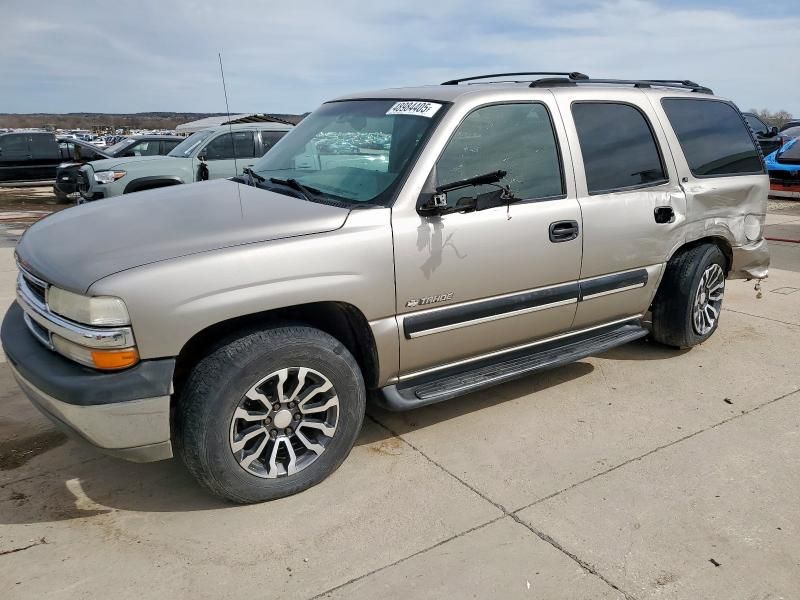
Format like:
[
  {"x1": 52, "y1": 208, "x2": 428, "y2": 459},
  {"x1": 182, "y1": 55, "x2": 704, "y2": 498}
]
[
  {"x1": 29, "y1": 134, "x2": 59, "y2": 159},
  {"x1": 661, "y1": 99, "x2": 763, "y2": 177},
  {"x1": 260, "y1": 131, "x2": 286, "y2": 155},
  {"x1": 571, "y1": 102, "x2": 667, "y2": 194},
  {"x1": 0, "y1": 134, "x2": 29, "y2": 158}
]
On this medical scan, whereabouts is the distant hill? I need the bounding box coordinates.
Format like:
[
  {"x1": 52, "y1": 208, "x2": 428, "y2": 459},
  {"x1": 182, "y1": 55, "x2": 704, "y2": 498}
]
[{"x1": 0, "y1": 112, "x2": 308, "y2": 131}]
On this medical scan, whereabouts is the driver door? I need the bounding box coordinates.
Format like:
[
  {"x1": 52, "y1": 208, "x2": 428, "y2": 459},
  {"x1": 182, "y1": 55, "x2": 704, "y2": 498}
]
[{"x1": 392, "y1": 101, "x2": 584, "y2": 375}]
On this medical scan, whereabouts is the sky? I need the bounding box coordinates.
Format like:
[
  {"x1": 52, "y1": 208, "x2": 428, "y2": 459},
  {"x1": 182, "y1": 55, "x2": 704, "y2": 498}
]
[{"x1": 1, "y1": 0, "x2": 799, "y2": 116}]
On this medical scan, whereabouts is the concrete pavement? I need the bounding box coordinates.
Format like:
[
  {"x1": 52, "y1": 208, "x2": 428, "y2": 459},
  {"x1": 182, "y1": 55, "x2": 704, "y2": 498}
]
[{"x1": 1, "y1": 240, "x2": 799, "y2": 599}]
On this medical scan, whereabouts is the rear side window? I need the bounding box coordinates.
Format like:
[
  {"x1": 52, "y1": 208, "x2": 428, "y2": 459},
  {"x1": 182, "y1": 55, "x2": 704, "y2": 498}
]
[
  {"x1": 572, "y1": 102, "x2": 667, "y2": 194},
  {"x1": 744, "y1": 114, "x2": 769, "y2": 136},
  {"x1": 662, "y1": 99, "x2": 763, "y2": 177}
]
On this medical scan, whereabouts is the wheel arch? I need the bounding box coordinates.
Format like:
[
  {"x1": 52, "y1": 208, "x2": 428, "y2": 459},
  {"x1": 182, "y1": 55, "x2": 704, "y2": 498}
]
[
  {"x1": 667, "y1": 235, "x2": 733, "y2": 273},
  {"x1": 172, "y1": 301, "x2": 381, "y2": 401}
]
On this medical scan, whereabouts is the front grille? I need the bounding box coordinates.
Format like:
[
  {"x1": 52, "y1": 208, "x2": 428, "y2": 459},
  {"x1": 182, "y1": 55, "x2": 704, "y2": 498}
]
[
  {"x1": 21, "y1": 271, "x2": 47, "y2": 305},
  {"x1": 77, "y1": 169, "x2": 90, "y2": 192}
]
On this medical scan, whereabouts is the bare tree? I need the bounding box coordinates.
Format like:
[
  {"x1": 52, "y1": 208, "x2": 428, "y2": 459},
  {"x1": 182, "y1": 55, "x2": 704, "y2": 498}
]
[{"x1": 749, "y1": 108, "x2": 794, "y2": 128}]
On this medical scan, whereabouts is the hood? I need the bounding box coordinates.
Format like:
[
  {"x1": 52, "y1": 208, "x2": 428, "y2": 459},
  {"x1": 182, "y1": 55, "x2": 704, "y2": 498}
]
[
  {"x1": 86, "y1": 155, "x2": 189, "y2": 171},
  {"x1": 16, "y1": 179, "x2": 351, "y2": 292}
]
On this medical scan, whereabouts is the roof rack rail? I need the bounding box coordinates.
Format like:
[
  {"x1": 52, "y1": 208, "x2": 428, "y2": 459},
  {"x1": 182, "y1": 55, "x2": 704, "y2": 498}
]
[
  {"x1": 441, "y1": 72, "x2": 589, "y2": 85},
  {"x1": 528, "y1": 76, "x2": 713, "y2": 94}
]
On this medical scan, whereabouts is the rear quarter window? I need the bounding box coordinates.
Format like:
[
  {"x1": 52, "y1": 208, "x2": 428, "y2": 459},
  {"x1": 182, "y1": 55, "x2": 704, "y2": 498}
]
[{"x1": 662, "y1": 99, "x2": 763, "y2": 177}]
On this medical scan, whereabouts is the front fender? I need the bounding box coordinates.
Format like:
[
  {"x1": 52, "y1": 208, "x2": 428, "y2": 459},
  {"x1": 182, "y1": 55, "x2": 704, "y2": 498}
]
[{"x1": 88, "y1": 209, "x2": 396, "y2": 360}]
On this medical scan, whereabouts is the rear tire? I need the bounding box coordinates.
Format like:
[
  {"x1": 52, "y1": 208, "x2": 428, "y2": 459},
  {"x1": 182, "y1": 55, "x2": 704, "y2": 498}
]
[
  {"x1": 651, "y1": 244, "x2": 727, "y2": 348},
  {"x1": 177, "y1": 325, "x2": 366, "y2": 503}
]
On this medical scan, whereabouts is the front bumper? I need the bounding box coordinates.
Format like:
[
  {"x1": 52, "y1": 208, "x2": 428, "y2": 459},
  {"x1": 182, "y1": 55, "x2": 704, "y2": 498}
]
[
  {"x1": 2, "y1": 302, "x2": 175, "y2": 462},
  {"x1": 730, "y1": 239, "x2": 770, "y2": 280}
]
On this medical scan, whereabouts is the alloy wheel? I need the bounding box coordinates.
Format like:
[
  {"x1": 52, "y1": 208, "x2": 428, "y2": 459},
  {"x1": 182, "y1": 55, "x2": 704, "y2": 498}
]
[
  {"x1": 229, "y1": 367, "x2": 339, "y2": 478},
  {"x1": 692, "y1": 263, "x2": 725, "y2": 335}
]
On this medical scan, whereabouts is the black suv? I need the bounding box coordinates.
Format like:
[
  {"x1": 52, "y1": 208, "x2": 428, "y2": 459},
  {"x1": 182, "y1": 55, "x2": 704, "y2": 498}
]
[
  {"x1": 743, "y1": 112, "x2": 783, "y2": 156},
  {"x1": 54, "y1": 135, "x2": 181, "y2": 202}
]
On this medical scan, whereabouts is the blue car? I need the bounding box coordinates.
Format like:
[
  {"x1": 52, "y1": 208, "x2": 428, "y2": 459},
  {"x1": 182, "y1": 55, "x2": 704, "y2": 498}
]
[{"x1": 765, "y1": 126, "x2": 800, "y2": 199}]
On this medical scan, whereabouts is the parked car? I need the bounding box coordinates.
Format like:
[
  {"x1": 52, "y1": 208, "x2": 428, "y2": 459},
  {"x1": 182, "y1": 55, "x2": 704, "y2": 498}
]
[
  {"x1": 779, "y1": 120, "x2": 800, "y2": 132},
  {"x1": 77, "y1": 124, "x2": 291, "y2": 200},
  {"x1": 765, "y1": 133, "x2": 800, "y2": 199},
  {"x1": 52, "y1": 138, "x2": 112, "y2": 201},
  {"x1": 3, "y1": 74, "x2": 768, "y2": 503},
  {"x1": 104, "y1": 135, "x2": 182, "y2": 158},
  {"x1": 0, "y1": 131, "x2": 63, "y2": 181},
  {"x1": 53, "y1": 135, "x2": 182, "y2": 202},
  {"x1": 742, "y1": 112, "x2": 783, "y2": 155},
  {"x1": 91, "y1": 137, "x2": 107, "y2": 148}
]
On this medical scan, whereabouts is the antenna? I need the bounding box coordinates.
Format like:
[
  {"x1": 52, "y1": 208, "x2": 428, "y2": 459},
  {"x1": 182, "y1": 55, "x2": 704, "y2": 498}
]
[{"x1": 218, "y1": 52, "x2": 238, "y2": 175}]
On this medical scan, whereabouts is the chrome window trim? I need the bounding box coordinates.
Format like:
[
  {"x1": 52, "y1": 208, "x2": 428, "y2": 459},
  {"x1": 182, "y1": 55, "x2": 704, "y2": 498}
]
[{"x1": 17, "y1": 273, "x2": 134, "y2": 349}]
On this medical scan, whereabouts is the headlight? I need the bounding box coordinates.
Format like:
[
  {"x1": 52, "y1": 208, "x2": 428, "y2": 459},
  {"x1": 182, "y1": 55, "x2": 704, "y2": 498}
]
[
  {"x1": 52, "y1": 334, "x2": 139, "y2": 370},
  {"x1": 47, "y1": 286, "x2": 131, "y2": 326},
  {"x1": 93, "y1": 170, "x2": 126, "y2": 184}
]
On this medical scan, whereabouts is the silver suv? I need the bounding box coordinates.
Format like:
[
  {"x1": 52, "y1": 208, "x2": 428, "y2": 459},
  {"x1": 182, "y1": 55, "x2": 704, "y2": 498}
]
[
  {"x1": 77, "y1": 122, "x2": 292, "y2": 200},
  {"x1": 3, "y1": 73, "x2": 769, "y2": 503}
]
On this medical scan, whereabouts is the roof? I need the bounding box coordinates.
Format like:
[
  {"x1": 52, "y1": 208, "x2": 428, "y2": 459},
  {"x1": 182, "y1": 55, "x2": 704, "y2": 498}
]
[
  {"x1": 333, "y1": 75, "x2": 721, "y2": 104},
  {"x1": 175, "y1": 113, "x2": 296, "y2": 134}
]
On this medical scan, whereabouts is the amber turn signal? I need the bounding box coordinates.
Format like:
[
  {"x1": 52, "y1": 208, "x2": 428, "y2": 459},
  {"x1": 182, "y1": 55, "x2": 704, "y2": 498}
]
[{"x1": 91, "y1": 348, "x2": 140, "y2": 370}]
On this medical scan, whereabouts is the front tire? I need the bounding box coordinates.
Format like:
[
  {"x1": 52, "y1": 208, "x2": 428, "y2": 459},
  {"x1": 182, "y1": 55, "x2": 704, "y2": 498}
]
[
  {"x1": 177, "y1": 325, "x2": 366, "y2": 503},
  {"x1": 651, "y1": 244, "x2": 727, "y2": 348}
]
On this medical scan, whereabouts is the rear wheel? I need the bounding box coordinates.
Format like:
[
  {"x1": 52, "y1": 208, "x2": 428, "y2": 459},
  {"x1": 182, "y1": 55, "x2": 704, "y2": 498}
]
[
  {"x1": 177, "y1": 325, "x2": 366, "y2": 503},
  {"x1": 651, "y1": 244, "x2": 726, "y2": 348}
]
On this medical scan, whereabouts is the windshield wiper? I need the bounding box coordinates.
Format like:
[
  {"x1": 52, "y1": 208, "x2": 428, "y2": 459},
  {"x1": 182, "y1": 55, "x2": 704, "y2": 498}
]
[
  {"x1": 242, "y1": 167, "x2": 266, "y2": 187},
  {"x1": 268, "y1": 177, "x2": 322, "y2": 202}
]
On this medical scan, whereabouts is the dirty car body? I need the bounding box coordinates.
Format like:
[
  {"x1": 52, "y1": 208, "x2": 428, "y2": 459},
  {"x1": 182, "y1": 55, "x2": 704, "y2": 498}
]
[{"x1": 2, "y1": 74, "x2": 769, "y2": 501}]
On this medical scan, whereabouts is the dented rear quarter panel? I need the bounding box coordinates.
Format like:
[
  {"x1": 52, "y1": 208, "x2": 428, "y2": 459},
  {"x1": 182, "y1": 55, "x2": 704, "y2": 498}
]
[{"x1": 647, "y1": 91, "x2": 770, "y2": 279}]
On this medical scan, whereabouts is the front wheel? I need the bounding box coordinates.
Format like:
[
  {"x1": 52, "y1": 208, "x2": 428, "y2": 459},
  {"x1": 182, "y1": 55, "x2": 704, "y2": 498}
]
[
  {"x1": 177, "y1": 326, "x2": 366, "y2": 503},
  {"x1": 651, "y1": 244, "x2": 727, "y2": 348}
]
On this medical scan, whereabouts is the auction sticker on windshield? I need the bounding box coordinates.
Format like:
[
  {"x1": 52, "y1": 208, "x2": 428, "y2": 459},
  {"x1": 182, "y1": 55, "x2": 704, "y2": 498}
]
[{"x1": 387, "y1": 101, "x2": 442, "y2": 118}]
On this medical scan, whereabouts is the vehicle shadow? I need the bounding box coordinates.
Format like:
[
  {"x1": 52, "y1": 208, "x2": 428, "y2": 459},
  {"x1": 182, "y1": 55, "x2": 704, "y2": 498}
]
[
  {"x1": 0, "y1": 340, "x2": 685, "y2": 522},
  {"x1": 1, "y1": 361, "x2": 597, "y2": 523},
  {"x1": 595, "y1": 337, "x2": 690, "y2": 361}
]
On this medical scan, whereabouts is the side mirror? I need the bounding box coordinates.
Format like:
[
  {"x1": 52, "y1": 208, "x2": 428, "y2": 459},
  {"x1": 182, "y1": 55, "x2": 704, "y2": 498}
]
[
  {"x1": 416, "y1": 166, "x2": 443, "y2": 216},
  {"x1": 769, "y1": 126, "x2": 779, "y2": 137},
  {"x1": 197, "y1": 150, "x2": 207, "y2": 161}
]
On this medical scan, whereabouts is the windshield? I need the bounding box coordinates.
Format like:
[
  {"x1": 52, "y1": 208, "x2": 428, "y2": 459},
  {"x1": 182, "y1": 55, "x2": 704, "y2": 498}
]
[
  {"x1": 168, "y1": 129, "x2": 215, "y2": 158},
  {"x1": 250, "y1": 99, "x2": 446, "y2": 206}
]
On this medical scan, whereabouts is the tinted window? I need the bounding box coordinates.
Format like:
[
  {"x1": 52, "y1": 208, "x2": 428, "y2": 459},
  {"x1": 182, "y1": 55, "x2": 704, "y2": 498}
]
[
  {"x1": 437, "y1": 103, "x2": 563, "y2": 207},
  {"x1": 204, "y1": 131, "x2": 256, "y2": 160},
  {"x1": 745, "y1": 114, "x2": 769, "y2": 136},
  {"x1": 260, "y1": 131, "x2": 286, "y2": 155},
  {"x1": 572, "y1": 102, "x2": 666, "y2": 194},
  {"x1": 0, "y1": 134, "x2": 29, "y2": 156},
  {"x1": 662, "y1": 99, "x2": 763, "y2": 176},
  {"x1": 162, "y1": 139, "x2": 181, "y2": 153},
  {"x1": 126, "y1": 140, "x2": 161, "y2": 156}
]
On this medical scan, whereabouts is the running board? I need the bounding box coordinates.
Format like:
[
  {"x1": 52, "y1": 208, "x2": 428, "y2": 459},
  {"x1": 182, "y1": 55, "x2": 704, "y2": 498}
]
[{"x1": 375, "y1": 320, "x2": 648, "y2": 411}]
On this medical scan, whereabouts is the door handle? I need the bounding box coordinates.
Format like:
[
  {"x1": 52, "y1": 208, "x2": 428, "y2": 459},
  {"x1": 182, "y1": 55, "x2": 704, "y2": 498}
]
[
  {"x1": 549, "y1": 220, "x2": 579, "y2": 242},
  {"x1": 654, "y1": 206, "x2": 675, "y2": 224}
]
